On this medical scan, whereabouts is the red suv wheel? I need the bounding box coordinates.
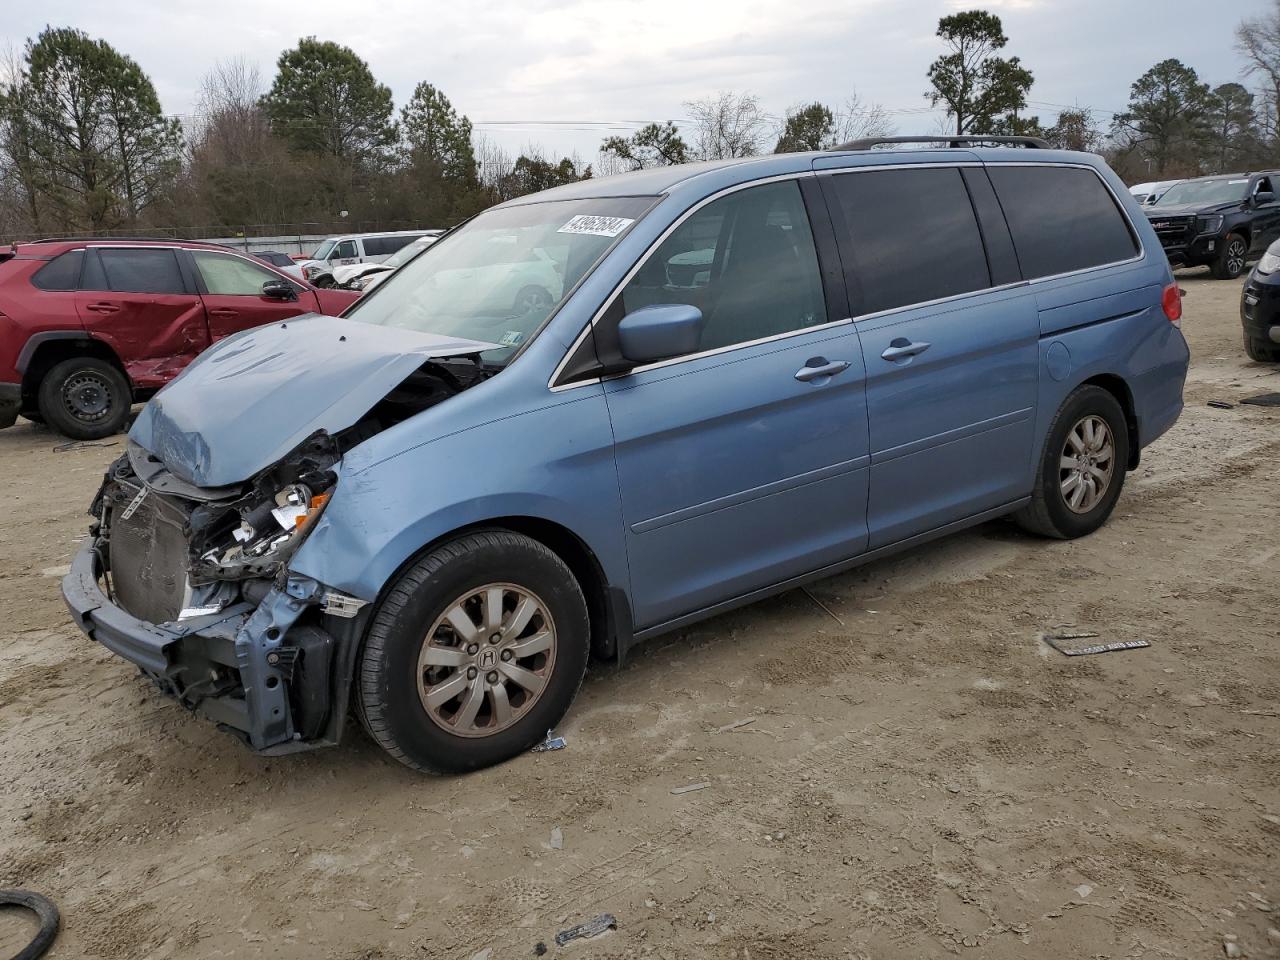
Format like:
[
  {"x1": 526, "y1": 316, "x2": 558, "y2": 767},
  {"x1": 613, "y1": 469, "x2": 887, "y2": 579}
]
[{"x1": 37, "y1": 357, "x2": 131, "y2": 440}]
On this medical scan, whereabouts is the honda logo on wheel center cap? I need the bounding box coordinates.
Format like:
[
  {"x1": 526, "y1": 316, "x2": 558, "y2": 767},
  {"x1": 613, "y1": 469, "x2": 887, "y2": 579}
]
[{"x1": 479, "y1": 649, "x2": 497, "y2": 668}]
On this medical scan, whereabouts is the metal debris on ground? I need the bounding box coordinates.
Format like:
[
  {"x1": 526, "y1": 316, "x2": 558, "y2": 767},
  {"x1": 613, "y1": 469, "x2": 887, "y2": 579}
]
[
  {"x1": 1206, "y1": 400, "x2": 1235, "y2": 409},
  {"x1": 53, "y1": 439, "x2": 118, "y2": 452},
  {"x1": 554, "y1": 913, "x2": 617, "y2": 946},
  {"x1": 670, "y1": 781, "x2": 710, "y2": 795},
  {"x1": 534, "y1": 943, "x2": 547, "y2": 956},
  {"x1": 716, "y1": 717, "x2": 756, "y2": 733},
  {"x1": 550, "y1": 826, "x2": 563, "y2": 850},
  {"x1": 1043, "y1": 634, "x2": 1150, "y2": 657},
  {"x1": 1241, "y1": 392, "x2": 1280, "y2": 407},
  {"x1": 801, "y1": 586, "x2": 845, "y2": 626},
  {"x1": 531, "y1": 731, "x2": 566, "y2": 753}
]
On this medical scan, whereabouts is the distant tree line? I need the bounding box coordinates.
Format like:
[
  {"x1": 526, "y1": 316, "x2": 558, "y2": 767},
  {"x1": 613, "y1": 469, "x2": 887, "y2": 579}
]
[{"x1": 3, "y1": 6, "x2": 1280, "y2": 239}]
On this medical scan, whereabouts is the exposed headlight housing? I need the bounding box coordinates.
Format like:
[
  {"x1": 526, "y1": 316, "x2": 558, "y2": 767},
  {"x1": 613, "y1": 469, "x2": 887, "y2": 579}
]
[
  {"x1": 1195, "y1": 214, "x2": 1224, "y2": 236},
  {"x1": 1258, "y1": 247, "x2": 1280, "y2": 275}
]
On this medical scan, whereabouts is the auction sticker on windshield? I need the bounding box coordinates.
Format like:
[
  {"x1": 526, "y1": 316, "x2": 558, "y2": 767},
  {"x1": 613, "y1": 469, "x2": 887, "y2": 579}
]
[{"x1": 557, "y1": 215, "x2": 635, "y2": 238}]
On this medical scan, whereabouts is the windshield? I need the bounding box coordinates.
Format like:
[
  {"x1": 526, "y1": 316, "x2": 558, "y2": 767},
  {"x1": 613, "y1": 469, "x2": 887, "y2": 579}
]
[
  {"x1": 382, "y1": 238, "x2": 433, "y2": 270},
  {"x1": 346, "y1": 196, "x2": 654, "y2": 364},
  {"x1": 1154, "y1": 178, "x2": 1249, "y2": 207},
  {"x1": 311, "y1": 239, "x2": 336, "y2": 260}
]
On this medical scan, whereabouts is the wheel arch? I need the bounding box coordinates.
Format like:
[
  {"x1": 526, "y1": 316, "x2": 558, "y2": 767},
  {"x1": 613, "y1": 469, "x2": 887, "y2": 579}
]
[
  {"x1": 19, "y1": 333, "x2": 132, "y2": 411},
  {"x1": 360, "y1": 515, "x2": 630, "y2": 666},
  {"x1": 1079, "y1": 372, "x2": 1140, "y2": 469}
]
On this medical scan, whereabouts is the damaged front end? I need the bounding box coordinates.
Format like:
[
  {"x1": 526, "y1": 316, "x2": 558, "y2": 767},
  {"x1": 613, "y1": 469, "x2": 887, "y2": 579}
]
[
  {"x1": 64, "y1": 434, "x2": 371, "y2": 752},
  {"x1": 62, "y1": 315, "x2": 500, "y2": 753}
]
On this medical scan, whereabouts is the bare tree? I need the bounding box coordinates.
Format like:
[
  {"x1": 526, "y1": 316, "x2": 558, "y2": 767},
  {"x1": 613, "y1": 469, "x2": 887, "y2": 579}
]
[
  {"x1": 472, "y1": 132, "x2": 514, "y2": 187},
  {"x1": 193, "y1": 57, "x2": 266, "y2": 153},
  {"x1": 684, "y1": 91, "x2": 768, "y2": 160},
  {"x1": 832, "y1": 89, "x2": 895, "y2": 144},
  {"x1": 1237, "y1": 0, "x2": 1280, "y2": 143}
]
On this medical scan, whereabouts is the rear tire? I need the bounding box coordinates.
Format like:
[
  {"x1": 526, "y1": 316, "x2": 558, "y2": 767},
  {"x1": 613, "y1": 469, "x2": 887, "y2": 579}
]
[
  {"x1": 1016, "y1": 385, "x2": 1130, "y2": 540},
  {"x1": 357, "y1": 531, "x2": 590, "y2": 773},
  {"x1": 1244, "y1": 330, "x2": 1280, "y2": 362},
  {"x1": 37, "y1": 357, "x2": 131, "y2": 440},
  {"x1": 1211, "y1": 233, "x2": 1248, "y2": 280}
]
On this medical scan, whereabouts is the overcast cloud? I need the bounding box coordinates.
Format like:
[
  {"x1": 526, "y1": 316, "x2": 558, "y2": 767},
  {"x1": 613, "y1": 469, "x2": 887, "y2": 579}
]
[{"x1": 4, "y1": 0, "x2": 1274, "y2": 158}]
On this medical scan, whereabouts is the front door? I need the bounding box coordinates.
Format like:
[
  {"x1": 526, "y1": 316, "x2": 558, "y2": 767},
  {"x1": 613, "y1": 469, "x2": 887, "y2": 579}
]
[
  {"x1": 1250, "y1": 176, "x2": 1280, "y2": 253},
  {"x1": 186, "y1": 250, "x2": 313, "y2": 341},
  {"x1": 74, "y1": 246, "x2": 210, "y2": 388},
  {"x1": 600, "y1": 178, "x2": 871, "y2": 629},
  {"x1": 822, "y1": 165, "x2": 1039, "y2": 548}
]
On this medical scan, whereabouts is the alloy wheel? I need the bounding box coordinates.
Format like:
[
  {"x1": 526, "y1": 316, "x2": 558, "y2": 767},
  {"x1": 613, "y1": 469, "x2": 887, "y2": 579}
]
[
  {"x1": 416, "y1": 583, "x2": 557, "y2": 737},
  {"x1": 1227, "y1": 239, "x2": 1247, "y2": 277},
  {"x1": 1059, "y1": 415, "x2": 1115, "y2": 514}
]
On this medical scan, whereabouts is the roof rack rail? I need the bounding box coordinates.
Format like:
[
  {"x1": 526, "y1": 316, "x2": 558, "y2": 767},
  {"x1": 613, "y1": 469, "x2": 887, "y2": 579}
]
[
  {"x1": 22, "y1": 235, "x2": 196, "y2": 245},
  {"x1": 833, "y1": 135, "x2": 1051, "y2": 151}
]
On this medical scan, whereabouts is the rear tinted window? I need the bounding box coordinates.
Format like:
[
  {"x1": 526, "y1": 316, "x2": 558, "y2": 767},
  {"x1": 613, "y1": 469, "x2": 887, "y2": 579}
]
[
  {"x1": 988, "y1": 166, "x2": 1138, "y2": 279},
  {"x1": 362, "y1": 235, "x2": 419, "y2": 257},
  {"x1": 31, "y1": 250, "x2": 83, "y2": 290},
  {"x1": 93, "y1": 249, "x2": 185, "y2": 294},
  {"x1": 827, "y1": 167, "x2": 991, "y2": 315}
]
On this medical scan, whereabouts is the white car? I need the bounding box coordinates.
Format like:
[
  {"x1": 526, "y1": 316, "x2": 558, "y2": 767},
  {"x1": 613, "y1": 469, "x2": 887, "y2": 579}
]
[
  {"x1": 423, "y1": 242, "x2": 563, "y2": 316},
  {"x1": 1129, "y1": 180, "x2": 1184, "y2": 206},
  {"x1": 333, "y1": 235, "x2": 440, "y2": 291},
  {"x1": 298, "y1": 230, "x2": 442, "y2": 286}
]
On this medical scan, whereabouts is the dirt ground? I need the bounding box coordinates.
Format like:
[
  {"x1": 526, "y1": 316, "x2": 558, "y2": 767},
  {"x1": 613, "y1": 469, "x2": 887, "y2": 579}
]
[{"x1": 1, "y1": 271, "x2": 1277, "y2": 960}]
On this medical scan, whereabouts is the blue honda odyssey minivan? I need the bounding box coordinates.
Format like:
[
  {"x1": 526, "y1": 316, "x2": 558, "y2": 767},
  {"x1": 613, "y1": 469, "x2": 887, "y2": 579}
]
[{"x1": 64, "y1": 137, "x2": 1189, "y2": 772}]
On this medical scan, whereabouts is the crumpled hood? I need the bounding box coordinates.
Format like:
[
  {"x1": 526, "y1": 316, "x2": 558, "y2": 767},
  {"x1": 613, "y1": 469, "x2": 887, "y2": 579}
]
[
  {"x1": 332, "y1": 261, "x2": 386, "y2": 284},
  {"x1": 130, "y1": 313, "x2": 497, "y2": 488}
]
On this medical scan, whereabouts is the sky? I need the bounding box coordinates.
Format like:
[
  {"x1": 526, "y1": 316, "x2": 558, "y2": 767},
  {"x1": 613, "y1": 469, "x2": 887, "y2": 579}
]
[{"x1": 3, "y1": 0, "x2": 1275, "y2": 160}]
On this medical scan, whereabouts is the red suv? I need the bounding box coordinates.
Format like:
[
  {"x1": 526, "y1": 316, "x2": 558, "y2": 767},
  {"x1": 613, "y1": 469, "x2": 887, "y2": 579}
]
[{"x1": 0, "y1": 239, "x2": 361, "y2": 439}]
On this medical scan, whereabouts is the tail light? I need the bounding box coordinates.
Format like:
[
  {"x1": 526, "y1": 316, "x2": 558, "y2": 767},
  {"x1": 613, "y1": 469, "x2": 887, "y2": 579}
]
[{"x1": 1161, "y1": 283, "x2": 1183, "y2": 327}]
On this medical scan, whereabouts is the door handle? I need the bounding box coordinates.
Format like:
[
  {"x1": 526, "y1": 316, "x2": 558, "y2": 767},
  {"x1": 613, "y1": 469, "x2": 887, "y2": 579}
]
[
  {"x1": 208, "y1": 308, "x2": 238, "y2": 319},
  {"x1": 794, "y1": 359, "x2": 851, "y2": 383},
  {"x1": 880, "y1": 338, "x2": 931, "y2": 362},
  {"x1": 85, "y1": 301, "x2": 120, "y2": 314}
]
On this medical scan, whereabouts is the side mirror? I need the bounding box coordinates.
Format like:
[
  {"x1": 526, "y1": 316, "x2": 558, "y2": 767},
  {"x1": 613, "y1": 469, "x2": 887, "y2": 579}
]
[
  {"x1": 1255, "y1": 191, "x2": 1275, "y2": 205},
  {"x1": 262, "y1": 279, "x2": 297, "y2": 301},
  {"x1": 617, "y1": 304, "x2": 705, "y2": 364}
]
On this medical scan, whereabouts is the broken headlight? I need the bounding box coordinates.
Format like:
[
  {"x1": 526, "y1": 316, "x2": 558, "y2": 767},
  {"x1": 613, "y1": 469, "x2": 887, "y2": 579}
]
[{"x1": 208, "y1": 482, "x2": 331, "y2": 571}]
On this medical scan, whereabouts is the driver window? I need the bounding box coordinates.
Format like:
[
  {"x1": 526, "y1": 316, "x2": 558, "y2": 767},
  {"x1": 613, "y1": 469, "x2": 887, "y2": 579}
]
[
  {"x1": 333, "y1": 240, "x2": 358, "y2": 260},
  {"x1": 618, "y1": 180, "x2": 827, "y2": 355},
  {"x1": 192, "y1": 251, "x2": 291, "y2": 296},
  {"x1": 1257, "y1": 178, "x2": 1273, "y2": 197}
]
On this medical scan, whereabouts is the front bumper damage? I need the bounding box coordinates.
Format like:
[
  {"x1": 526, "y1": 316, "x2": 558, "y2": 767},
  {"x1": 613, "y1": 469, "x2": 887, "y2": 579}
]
[
  {"x1": 61, "y1": 451, "x2": 373, "y2": 755},
  {"x1": 63, "y1": 542, "x2": 370, "y2": 753}
]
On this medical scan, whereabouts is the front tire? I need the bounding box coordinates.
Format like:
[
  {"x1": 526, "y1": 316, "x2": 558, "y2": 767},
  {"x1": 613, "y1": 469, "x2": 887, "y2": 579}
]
[
  {"x1": 1212, "y1": 233, "x2": 1249, "y2": 280},
  {"x1": 37, "y1": 357, "x2": 131, "y2": 440},
  {"x1": 357, "y1": 531, "x2": 590, "y2": 773},
  {"x1": 1016, "y1": 385, "x2": 1130, "y2": 539}
]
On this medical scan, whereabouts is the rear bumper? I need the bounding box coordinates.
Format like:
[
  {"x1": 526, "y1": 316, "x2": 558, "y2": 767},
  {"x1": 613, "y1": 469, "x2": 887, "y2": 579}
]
[
  {"x1": 61, "y1": 539, "x2": 356, "y2": 754},
  {"x1": 0, "y1": 382, "x2": 19, "y2": 429}
]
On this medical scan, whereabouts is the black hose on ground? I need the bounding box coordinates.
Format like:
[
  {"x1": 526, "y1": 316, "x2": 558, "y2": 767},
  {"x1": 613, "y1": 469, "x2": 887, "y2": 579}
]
[{"x1": 0, "y1": 890, "x2": 59, "y2": 960}]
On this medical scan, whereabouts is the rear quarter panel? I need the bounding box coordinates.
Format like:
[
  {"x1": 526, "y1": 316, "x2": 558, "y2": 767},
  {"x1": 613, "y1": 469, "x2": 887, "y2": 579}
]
[
  {"x1": 1028, "y1": 262, "x2": 1188, "y2": 488},
  {"x1": 0, "y1": 257, "x2": 87, "y2": 382},
  {"x1": 977, "y1": 152, "x2": 1189, "y2": 485}
]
